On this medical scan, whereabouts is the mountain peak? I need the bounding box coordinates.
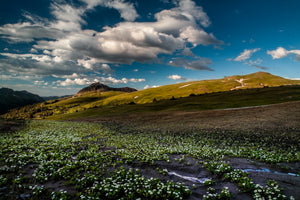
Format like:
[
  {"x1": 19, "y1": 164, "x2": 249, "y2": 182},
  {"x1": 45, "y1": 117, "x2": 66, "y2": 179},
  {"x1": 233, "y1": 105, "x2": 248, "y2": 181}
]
[
  {"x1": 78, "y1": 82, "x2": 110, "y2": 93},
  {"x1": 77, "y1": 82, "x2": 137, "y2": 94},
  {"x1": 250, "y1": 71, "x2": 272, "y2": 76}
]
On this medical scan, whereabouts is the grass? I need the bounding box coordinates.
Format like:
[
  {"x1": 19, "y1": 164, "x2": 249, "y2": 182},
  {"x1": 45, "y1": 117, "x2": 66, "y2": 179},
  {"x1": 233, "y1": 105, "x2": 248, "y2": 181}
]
[
  {"x1": 90, "y1": 71, "x2": 300, "y2": 106},
  {"x1": 49, "y1": 85, "x2": 300, "y2": 120}
]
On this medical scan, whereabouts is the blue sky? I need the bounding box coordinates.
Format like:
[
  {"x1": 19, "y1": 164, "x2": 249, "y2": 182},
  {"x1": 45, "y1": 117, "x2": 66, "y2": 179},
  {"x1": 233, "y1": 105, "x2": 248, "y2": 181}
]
[{"x1": 0, "y1": 0, "x2": 299, "y2": 96}]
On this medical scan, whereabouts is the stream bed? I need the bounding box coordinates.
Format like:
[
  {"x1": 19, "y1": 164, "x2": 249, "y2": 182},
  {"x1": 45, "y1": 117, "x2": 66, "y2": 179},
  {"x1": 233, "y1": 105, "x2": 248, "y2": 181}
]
[
  {"x1": 242, "y1": 168, "x2": 299, "y2": 177},
  {"x1": 168, "y1": 171, "x2": 210, "y2": 184}
]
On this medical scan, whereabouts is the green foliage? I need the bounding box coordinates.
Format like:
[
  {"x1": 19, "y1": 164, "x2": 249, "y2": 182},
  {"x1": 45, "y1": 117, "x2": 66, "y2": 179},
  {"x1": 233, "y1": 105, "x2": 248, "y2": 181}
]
[
  {"x1": 224, "y1": 169, "x2": 249, "y2": 183},
  {"x1": 252, "y1": 180, "x2": 291, "y2": 199},
  {"x1": 0, "y1": 120, "x2": 297, "y2": 199},
  {"x1": 0, "y1": 175, "x2": 8, "y2": 187},
  {"x1": 204, "y1": 161, "x2": 232, "y2": 175},
  {"x1": 82, "y1": 168, "x2": 191, "y2": 200},
  {"x1": 203, "y1": 187, "x2": 231, "y2": 200},
  {"x1": 203, "y1": 179, "x2": 215, "y2": 186}
]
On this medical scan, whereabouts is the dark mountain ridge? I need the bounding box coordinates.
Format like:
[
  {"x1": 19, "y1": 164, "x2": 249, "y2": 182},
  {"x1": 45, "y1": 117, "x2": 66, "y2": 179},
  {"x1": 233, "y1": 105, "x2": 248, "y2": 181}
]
[
  {"x1": 77, "y1": 82, "x2": 137, "y2": 94},
  {"x1": 0, "y1": 88, "x2": 44, "y2": 114}
]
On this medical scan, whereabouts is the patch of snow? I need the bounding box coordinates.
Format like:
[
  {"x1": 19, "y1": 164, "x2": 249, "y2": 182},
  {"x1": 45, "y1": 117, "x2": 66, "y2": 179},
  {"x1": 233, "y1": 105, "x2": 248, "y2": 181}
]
[
  {"x1": 179, "y1": 84, "x2": 192, "y2": 89},
  {"x1": 231, "y1": 78, "x2": 247, "y2": 90},
  {"x1": 235, "y1": 78, "x2": 246, "y2": 86}
]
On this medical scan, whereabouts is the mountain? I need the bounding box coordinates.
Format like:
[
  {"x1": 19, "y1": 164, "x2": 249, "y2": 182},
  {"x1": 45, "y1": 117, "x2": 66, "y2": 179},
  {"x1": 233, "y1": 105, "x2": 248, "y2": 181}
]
[
  {"x1": 0, "y1": 88, "x2": 44, "y2": 114},
  {"x1": 2, "y1": 72, "x2": 300, "y2": 119},
  {"x1": 77, "y1": 82, "x2": 137, "y2": 94}
]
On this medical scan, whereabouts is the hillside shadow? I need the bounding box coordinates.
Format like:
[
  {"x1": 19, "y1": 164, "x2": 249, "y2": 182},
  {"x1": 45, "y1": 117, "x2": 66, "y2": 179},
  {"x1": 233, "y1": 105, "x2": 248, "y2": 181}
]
[{"x1": 0, "y1": 119, "x2": 27, "y2": 134}]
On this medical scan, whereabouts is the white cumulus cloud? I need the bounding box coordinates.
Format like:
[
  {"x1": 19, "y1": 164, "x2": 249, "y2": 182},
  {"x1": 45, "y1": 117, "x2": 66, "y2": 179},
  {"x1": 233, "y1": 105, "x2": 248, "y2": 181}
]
[
  {"x1": 167, "y1": 74, "x2": 186, "y2": 80},
  {"x1": 234, "y1": 48, "x2": 260, "y2": 62},
  {"x1": 81, "y1": 0, "x2": 138, "y2": 21},
  {"x1": 180, "y1": 26, "x2": 222, "y2": 46},
  {"x1": 56, "y1": 76, "x2": 145, "y2": 86},
  {"x1": 144, "y1": 85, "x2": 160, "y2": 89},
  {"x1": 0, "y1": 0, "x2": 223, "y2": 87},
  {"x1": 0, "y1": 0, "x2": 222, "y2": 67},
  {"x1": 57, "y1": 78, "x2": 92, "y2": 86},
  {"x1": 267, "y1": 47, "x2": 300, "y2": 61}
]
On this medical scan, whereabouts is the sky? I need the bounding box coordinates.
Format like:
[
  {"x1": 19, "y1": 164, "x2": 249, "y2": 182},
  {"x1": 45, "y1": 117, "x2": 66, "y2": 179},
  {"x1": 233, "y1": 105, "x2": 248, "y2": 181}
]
[{"x1": 0, "y1": 0, "x2": 300, "y2": 96}]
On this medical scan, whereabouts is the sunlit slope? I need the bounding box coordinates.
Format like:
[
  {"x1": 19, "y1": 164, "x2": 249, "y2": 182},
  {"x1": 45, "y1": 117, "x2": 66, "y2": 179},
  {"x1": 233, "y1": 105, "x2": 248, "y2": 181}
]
[
  {"x1": 51, "y1": 85, "x2": 300, "y2": 120},
  {"x1": 2, "y1": 91, "x2": 124, "y2": 119},
  {"x1": 89, "y1": 72, "x2": 300, "y2": 107}
]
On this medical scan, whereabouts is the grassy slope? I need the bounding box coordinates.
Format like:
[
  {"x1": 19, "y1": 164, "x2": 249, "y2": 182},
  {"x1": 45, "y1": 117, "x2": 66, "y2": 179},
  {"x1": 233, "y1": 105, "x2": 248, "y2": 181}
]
[
  {"x1": 50, "y1": 85, "x2": 300, "y2": 120},
  {"x1": 90, "y1": 72, "x2": 300, "y2": 107},
  {"x1": 2, "y1": 91, "x2": 124, "y2": 119},
  {"x1": 2, "y1": 72, "x2": 300, "y2": 120}
]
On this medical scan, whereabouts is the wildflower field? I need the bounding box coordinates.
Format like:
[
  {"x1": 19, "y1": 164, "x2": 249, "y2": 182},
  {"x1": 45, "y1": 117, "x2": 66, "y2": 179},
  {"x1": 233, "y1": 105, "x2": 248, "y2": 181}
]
[{"x1": 0, "y1": 117, "x2": 299, "y2": 200}]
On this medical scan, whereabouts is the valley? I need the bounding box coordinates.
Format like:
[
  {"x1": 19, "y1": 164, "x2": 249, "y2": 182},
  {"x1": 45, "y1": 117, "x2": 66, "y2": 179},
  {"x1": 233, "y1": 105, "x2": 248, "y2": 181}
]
[{"x1": 1, "y1": 0, "x2": 300, "y2": 199}]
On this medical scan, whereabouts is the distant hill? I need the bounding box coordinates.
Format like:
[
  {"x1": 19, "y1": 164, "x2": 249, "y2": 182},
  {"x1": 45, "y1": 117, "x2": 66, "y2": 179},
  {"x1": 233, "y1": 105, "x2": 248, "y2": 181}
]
[
  {"x1": 2, "y1": 72, "x2": 300, "y2": 119},
  {"x1": 0, "y1": 88, "x2": 44, "y2": 114},
  {"x1": 77, "y1": 82, "x2": 137, "y2": 94}
]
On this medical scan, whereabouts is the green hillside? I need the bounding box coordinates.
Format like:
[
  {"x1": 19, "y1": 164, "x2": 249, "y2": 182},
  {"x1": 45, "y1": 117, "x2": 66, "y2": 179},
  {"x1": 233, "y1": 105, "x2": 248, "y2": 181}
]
[
  {"x1": 2, "y1": 91, "x2": 124, "y2": 119},
  {"x1": 2, "y1": 72, "x2": 300, "y2": 120},
  {"x1": 49, "y1": 85, "x2": 300, "y2": 120},
  {"x1": 98, "y1": 71, "x2": 296, "y2": 106}
]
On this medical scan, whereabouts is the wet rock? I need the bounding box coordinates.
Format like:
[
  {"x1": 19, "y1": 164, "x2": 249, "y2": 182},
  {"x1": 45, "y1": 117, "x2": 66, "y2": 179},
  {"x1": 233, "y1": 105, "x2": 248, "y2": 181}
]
[
  {"x1": 20, "y1": 193, "x2": 31, "y2": 199},
  {"x1": 168, "y1": 171, "x2": 210, "y2": 183}
]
